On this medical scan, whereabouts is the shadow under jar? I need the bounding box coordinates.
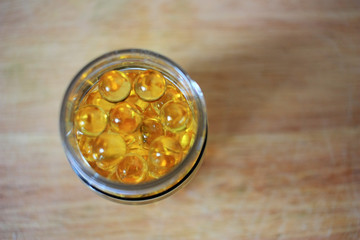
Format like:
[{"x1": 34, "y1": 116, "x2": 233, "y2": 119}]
[{"x1": 60, "y1": 49, "x2": 208, "y2": 204}]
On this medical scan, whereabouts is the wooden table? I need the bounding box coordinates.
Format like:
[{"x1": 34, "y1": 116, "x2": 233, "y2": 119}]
[{"x1": 1, "y1": 1, "x2": 360, "y2": 239}]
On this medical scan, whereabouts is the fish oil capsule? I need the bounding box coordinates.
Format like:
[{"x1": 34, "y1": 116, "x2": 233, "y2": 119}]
[
  {"x1": 96, "y1": 157, "x2": 123, "y2": 171},
  {"x1": 77, "y1": 132, "x2": 96, "y2": 162},
  {"x1": 92, "y1": 132, "x2": 126, "y2": 161},
  {"x1": 123, "y1": 130, "x2": 144, "y2": 151},
  {"x1": 149, "y1": 136, "x2": 182, "y2": 178},
  {"x1": 179, "y1": 119, "x2": 196, "y2": 151},
  {"x1": 160, "y1": 101, "x2": 191, "y2": 132},
  {"x1": 126, "y1": 94, "x2": 149, "y2": 112},
  {"x1": 122, "y1": 131, "x2": 141, "y2": 145},
  {"x1": 126, "y1": 71, "x2": 139, "y2": 80},
  {"x1": 125, "y1": 70, "x2": 140, "y2": 87},
  {"x1": 84, "y1": 90, "x2": 115, "y2": 112},
  {"x1": 144, "y1": 175, "x2": 156, "y2": 183},
  {"x1": 107, "y1": 171, "x2": 119, "y2": 181},
  {"x1": 88, "y1": 161, "x2": 113, "y2": 177},
  {"x1": 179, "y1": 131, "x2": 195, "y2": 153},
  {"x1": 165, "y1": 130, "x2": 178, "y2": 139},
  {"x1": 109, "y1": 102, "x2": 142, "y2": 134},
  {"x1": 135, "y1": 69, "x2": 166, "y2": 101},
  {"x1": 143, "y1": 105, "x2": 158, "y2": 119},
  {"x1": 74, "y1": 105, "x2": 107, "y2": 136},
  {"x1": 116, "y1": 153, "x2": 148, "y2": 184},
  {"x1": 152, "y1": 84, "x2": 185, "y2": 114},
  {"x1": 140, "y1": 118, "x2": 164, "y2": 148},
  {"x1": 99, "y1": 70, "x2": 131, "y2": 102},
  {"x1": 131, "y1": 148, "x2": 149, "y2": 161}
]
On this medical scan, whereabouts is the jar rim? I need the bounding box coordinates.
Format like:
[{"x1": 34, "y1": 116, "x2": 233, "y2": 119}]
[{"x1": 60, "y1": 49, "x2": 207, "y2": 201}]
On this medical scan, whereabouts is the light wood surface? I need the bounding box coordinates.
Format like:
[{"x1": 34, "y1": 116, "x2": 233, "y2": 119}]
[{"x1": 1, "y1": 1, "x2": 360, "y2": 239}]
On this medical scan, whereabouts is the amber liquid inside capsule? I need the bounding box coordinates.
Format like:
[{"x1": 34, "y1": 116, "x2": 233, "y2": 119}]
[
  {"x1": 148, "y1": 136, "x2": 183, "y2": 178},
  {"x1": 109, "y1": 102, "x2": 142, "y2": 134},
  {"x1": 116, "y1": 153, "x2": 148, "y2": 184},
  {"x1": 73, "y1": 68, "x2": 197, "y2": 183},
  {"x1": 83, "y1": 90, "x2": 115, "y2": 112},
  {"x1": 135, "y1": 69, "x2": 166, "y2": 101},
  {"x1": 76, "y1": 131, "x2": 96, "y2": 162},
  {"x1": 152, "y1": 84, "x2": 185, "y2": 114},
  {"x1": 74, "y1": 105, "x2": 107, "y2": 136},
  {"x1": 160, "y1": 101, "x2": 191, "y2": 132},
  {"x1": 99, "y1": 70, "x2": 131, "y2": 102},
  {"x1": 140, "y1": 118, "x2": 164, "y2": 148}
]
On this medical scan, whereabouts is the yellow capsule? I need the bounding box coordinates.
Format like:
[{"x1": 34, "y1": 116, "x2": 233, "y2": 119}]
[
  {"x1": 116, "y1": 153, "x2": 148, "y2": 184},
  {"x1": 88, "y1": 161, "x2": 113, "y2": 177},
  {"x1": 179, "y1": 118, "x2": 197, "y2": 151},
  {"x1": 144, "y1": 174, "x2": 156, "y2": 183},
  {"x1": 122, "y1": 130, "x2": 144, "y2": 151},
  {"x1": 122, "y1": 130, "x2": 140, "y2": 145},
  {"x1": 76, "y1": 130, "x2": 84, "y2": 140},
  {"x1": 164, "y1": 130, "x2": 178, "y2": 139},
  {"x1": 126, "y1": 70, "x2": 139, "y2": 80},
  {"x1": 107, "y1": 171, "x2": 119, "y2": 181},
  {"x1": 160, "y1": 101, "x2": 191, "y2": 132},
  {"x1": 180, "y1": 131, "x2": 195, "y2": 152},
  {"x1": 84, "y1": 90, "x2": 115, "y2": 112},
  {"x1": 149, "y1": 136, "x2": 182, "y2": 178},
  {"x1": 125, "y1": 70, "x2": 140, "y2": 87},
  {"x1": 99, "y1": 70, "x2": 131, "y2": 102},
  {"x1": 76, "y1": 132, "x2": 96, "y2": 162},
  {"x1": 74, "y1": 105, "x2": 107, "y2": 136},
  {"x1": 96, "y1": 157, "x2": 122, "y2": 171},
  {"x1": 126, "y1": 94, "x2": 149, "y2": 112},
  {"x1": 143, "y1": 105, "x2": 158, "y2": 119},
  {"x1": 140, "y1": 118, "x2": 164, "y2": 148},
  {"x1": 109, "y1": 102, "x2": 142, "y2": 134},
  {"x1": 92, "y1": 132, "x2": 126, "y2": 161},
  {"x1": 135, "y1": 69, "x2": 166, "y2": 101},
  {"x1": 152, "y1": 84, "x2": 185, "y2": 114},
  {"x1": 131, "y1": 148, "x2": 149, "y2": 161}
]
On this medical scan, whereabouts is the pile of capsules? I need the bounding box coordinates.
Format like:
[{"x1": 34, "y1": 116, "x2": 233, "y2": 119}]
[{"x1": 74, "y1": 69, "x2": 196, "y2": 184}]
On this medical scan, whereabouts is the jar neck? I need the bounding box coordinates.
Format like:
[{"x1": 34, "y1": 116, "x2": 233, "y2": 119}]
[{"x1": 60, "y1": 49, "x2": 207, "y2": 201}]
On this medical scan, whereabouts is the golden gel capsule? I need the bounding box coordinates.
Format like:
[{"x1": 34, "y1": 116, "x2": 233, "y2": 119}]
[
  {"x1": 88, "y1": 161, "x2": 113, "y2": 177},
  {"x1": 152, "y1": 84, "x2": 185, "y2": 114},
  {"x1": 92, "y1": 132, "x2": 126, "y2": 161},
  {"x1": 99, "y1": 70, "x2": 131, "y2": 102},
  {"x1": 122, "y1": 131, "x2": 144, "y2": 152},
  {"x1": 179, "y1": 118, "x2": 196, "y2": 152},
  {"x1": 160, "y1": 101, "x2": 191, "y2": 132},
  {"x1": 77, "y1": 132, "x2": 96, "y2": 162},
  {"x1": 74, "y1": 105, "x2": 107, "y2": 136},
  {"x1": 116, "y1": 153, "x2": 148, "y2": 184},
  {"x1": 122, "y1": 131, "x2": 141, "y2": 146},
  {"x1": 143, "y1": 105, "x2": 158, "y2": 119},
  {"x1": 126, "y1": 94, "x2": 149, "y2": 112},
  {"x1": 179, "y1": 130, "x2": 195, "y2": 153},
  {"x1": 125, "y1": 70, "x2": 140, "y2": 87},
  {"x1": 109, "y1": 102, "x2": 142, "y2": 134},
  {"x1": 148, "y1": 136, "x2": 182, "y2": 178},
  {"x1": 140, "y1": 118, "x2": 164, "y2": 148},
  {"x1": 84, "y1": 90, "x2": 115, "y2": 112},
  {"x1": 96, "y1": 157, "x2": 123, "y2": 171},
  {"x1": 135, "y1": 69, "x2": 166, "y2": 101}
]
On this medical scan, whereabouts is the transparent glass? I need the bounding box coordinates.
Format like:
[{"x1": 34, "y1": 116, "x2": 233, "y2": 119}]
[{"x1": 59, "y1": 49, "x2": 208, "y2": 204}]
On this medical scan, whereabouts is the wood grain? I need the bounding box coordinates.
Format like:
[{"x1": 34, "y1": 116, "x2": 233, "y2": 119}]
[{"x1": 1, "y1": 0, "x2": 360, "y2": 239}]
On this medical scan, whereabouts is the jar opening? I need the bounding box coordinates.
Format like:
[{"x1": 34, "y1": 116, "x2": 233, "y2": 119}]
[{"x1": 60, "y1": 49, "x2": 207, "y2": 203}]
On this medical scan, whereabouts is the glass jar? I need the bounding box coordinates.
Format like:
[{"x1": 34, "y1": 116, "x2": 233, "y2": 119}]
[{"x1": 59, "y1": 49, "x2": 207, "y2": 204}]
